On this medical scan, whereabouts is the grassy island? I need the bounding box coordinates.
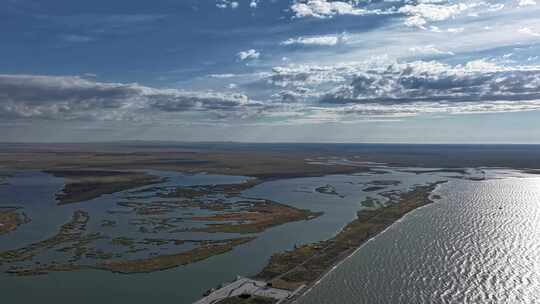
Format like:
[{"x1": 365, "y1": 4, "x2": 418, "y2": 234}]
[
  {"x1": 98, "y1": 237, "x2": 255, "y2": 274},
  {"x1": 0, "y1": 210, "x2": 91, "y2": 263},
  {"x1": 0, "y1": 207, "x2": 30, "y2": 235},
  {"x1": 163, "y1": 178, "x2": 261, "y2": 199},
  {"x1": 46, "y1": 170, "x2": 162, "y2": 204},
  {"x1": 315, "y1": 184, "x2": 343, "y2": 197},
  {"x1": 188, "y1": 200, "x2": 322, "y2": 234}
]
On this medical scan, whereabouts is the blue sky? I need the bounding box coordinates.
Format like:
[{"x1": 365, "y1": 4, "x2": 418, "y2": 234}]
[{"x1": 2, "y1": 0, "x2": 540, "y2": 143}]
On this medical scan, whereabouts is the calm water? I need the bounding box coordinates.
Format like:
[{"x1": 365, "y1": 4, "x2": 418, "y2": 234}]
[
  {"x1": 0, "y1": 168, "x2": 451, "y2": 303},
  {"x1": 298, "y1": 171, "x2": 540, "y2": 304}
]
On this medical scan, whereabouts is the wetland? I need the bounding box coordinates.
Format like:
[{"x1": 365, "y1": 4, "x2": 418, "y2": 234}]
[
  {"x1": 0, "y1": 165, "x2": 453, "y2": 303},
  {"x1": 2, "y1": 143, "x2": 530, "y2": 304}
]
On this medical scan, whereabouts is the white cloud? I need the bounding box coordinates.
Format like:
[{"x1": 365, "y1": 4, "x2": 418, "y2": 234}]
[
  {"x1": 318, "y1": 59, "x2": 540, "y2": 105},
  {"x1": 518, "y1": 0, "x2": 537, "y2": 6},
  {"x1": 398, "y1": 1, "x2": 505, "y2": 29},
  {"x1": 4, "y1": 59, "x2": 540, "y2": 125},
  {"x1": 519, "y1": 27, "x2": 540, "y2": 36},
  {"x1": 216, "y1": 0, "x2": 239, "y2": 9},
  {"x1": 399, "y1": 2, "x2": 475, "y2": 28},
  {"x1": 409, "y1": 45, "x2": 455, "y2": 56},
  {"x1": 429, "y1": 26, "x2": 465, "y2": 33},
  {"x1": 291, "y1": 0, "x2": 371, "y2": 18},
  {"x1": 322, "y1": 99, "x2": 540, "y2": 119},
  {"x1": 268, "y1": 63, "x2": 351, "y2": 88},
  {"x1": 209, "y1": 73, "x2": 238, "y2": 78},
  {"x1": 244, "y1": 58, "x2": 540, "y2": 120},
  {"x1": 237, "y1": 49, "x2": 261, "y2": 61},
  {"x1": 281, "y1": 33, "x2": 349, "y2": 46}
]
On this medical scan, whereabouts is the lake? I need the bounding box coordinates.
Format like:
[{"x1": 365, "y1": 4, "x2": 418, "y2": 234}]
[
  {"x1": 0, "y1": 167, "x2": 496, "y2": 303},
  {"x1": 298, "y1": 170, "x2": 540, "y2": 304}
]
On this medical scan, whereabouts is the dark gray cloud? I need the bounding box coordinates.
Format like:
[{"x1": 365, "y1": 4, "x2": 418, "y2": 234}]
[{"x1": 0, "y1": 74, "x2": 256, "y2": 121}]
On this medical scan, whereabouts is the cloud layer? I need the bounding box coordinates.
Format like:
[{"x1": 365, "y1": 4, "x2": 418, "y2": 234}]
[
  {"x1": 3, "y1": 0, "x2": 540, "y2": 128},
  {"x1": 0, "y1": 75, "x2": 259, "y2": 121},
  {"x1": 4, "y1": 57, "x2": 540, "y2": 124},
  {"x1": 320, "y1": 60, "x2": 540, "y2": 104},
  {"x1": 253, "y1": 58, "x2": 540, "y2": 119}
]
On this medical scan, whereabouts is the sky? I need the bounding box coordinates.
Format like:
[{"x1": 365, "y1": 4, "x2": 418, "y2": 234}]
[{"x1": 2, "y1": 0, "x2": 540, "y2": 143}]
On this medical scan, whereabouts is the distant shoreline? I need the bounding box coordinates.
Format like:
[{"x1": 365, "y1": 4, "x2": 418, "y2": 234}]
[{"x1": 1, "y1": 142, "x2": 540, "y2": 173}]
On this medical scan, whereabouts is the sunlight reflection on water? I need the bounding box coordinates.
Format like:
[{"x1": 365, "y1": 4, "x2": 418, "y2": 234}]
[{"x1": 298, "y1": 174, "x2": 540, "y2": 304}]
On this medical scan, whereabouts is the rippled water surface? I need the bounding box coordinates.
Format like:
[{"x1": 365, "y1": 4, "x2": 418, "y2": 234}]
[{"x1": 298, "y1": 174, "x2": 540, "y2": 304}]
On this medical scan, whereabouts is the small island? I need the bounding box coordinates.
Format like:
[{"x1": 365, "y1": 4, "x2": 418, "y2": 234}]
[
  {"x1": 46, "y1": 170, "x2": 163, "y2": 204},
  {"x1": 187, "y1": 200, "x2": 322, "y2": 234},
  {"x1": 98, "y1": 237, "x2": 256, "y2": 274},
  {"x1": 315, "y1": 184, "x2": 344, "y2": 198},
  {"x1": 0, "y1": 207, "x2": 31, "y2": 235}
]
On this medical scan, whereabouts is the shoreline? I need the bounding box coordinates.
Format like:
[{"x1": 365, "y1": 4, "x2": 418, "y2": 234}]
[
  {"x1": 253, "y1": 181, "x2": 447, "y2": 303},
  {"x1": 292, "y1": 181, "x2": 448, "y2": 302}
]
